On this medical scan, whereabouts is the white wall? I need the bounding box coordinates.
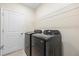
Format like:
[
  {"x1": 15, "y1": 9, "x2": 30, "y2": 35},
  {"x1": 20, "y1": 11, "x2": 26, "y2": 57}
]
[
  {"x1": 35, "y1": 3, "x2": 79, "y2": 56},
  {"x1": 0, "y1": 3, "x2": 35, "y2": 32}
]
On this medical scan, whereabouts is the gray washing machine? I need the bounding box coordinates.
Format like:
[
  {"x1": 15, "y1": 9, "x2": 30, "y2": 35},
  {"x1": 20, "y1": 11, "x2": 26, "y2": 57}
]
[
  {"x1": 31, "y1": 30, "x2": 62, "y2": 56},
  {"x1": 25, "y1": 32, "x2": 34, "y2": 56},
  {"x1": 24, "y1": 30, "x2": 42, "y2": 56}
]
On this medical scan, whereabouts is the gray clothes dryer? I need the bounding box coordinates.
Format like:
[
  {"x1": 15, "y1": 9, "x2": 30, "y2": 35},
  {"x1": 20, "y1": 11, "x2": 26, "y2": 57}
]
[
  {"x1": 31, "y1": 30, "x2": 62, "y2": 56},
  {"x1": 24, "y1": 32, "x2": 34, "y2": 56},
  {"x1": 24, "y1": 30, "x2": 42, "y2": 56}
]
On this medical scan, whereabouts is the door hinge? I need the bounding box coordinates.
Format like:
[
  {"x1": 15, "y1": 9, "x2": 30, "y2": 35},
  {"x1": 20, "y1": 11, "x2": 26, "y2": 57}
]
[
  {"x1": 0, "y1": 45, "x2": 4, "y2": 49},
  {"x1": 2, "y1": 29, "x2": 4, "y2": 32}
]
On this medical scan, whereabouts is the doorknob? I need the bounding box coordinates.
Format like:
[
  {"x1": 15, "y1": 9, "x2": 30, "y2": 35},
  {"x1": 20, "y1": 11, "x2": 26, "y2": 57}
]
[{"x1": 20, "y1": 33, "x2": 23, "y2": 35}]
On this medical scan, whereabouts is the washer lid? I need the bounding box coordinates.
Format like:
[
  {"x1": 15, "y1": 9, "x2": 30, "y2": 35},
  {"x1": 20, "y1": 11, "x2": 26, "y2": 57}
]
[{"x1": 32, "y1": 34, "x2": 55, "y2": 40}]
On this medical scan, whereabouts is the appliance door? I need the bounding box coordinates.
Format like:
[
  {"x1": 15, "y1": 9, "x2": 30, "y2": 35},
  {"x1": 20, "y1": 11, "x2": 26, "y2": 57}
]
[
  {"x1": 46, "y1": 36, "x2": 62, "y2": 56},
  {"x1": 32, "y1": 36, "x2": 44, "y2": 56}
]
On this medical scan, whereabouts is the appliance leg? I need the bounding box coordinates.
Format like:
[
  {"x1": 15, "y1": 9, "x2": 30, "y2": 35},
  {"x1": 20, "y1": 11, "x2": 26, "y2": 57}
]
[
  {"x1": 44, "y1": 41, "x2": 46, "y2": 56},
  {"x1": 30, "y1": 34, "x2": 32, "y2": 56}
]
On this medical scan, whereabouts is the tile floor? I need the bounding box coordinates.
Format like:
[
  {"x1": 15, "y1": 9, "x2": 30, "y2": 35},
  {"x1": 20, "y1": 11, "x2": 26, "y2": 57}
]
[{"x1": 5, "y1": 49, "x2": 27, "y2": 56}]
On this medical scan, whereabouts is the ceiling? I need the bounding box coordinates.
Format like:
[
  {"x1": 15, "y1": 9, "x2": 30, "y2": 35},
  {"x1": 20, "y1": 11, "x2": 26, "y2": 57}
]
[{"x1": 22, "y1": 3, "x2": 41, "y2": 9}]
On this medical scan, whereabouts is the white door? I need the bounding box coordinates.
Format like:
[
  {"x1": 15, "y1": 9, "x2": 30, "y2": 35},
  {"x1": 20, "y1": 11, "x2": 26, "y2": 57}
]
[{"x1": 2, "y1": 9, "x2": 25, "y2": 55}]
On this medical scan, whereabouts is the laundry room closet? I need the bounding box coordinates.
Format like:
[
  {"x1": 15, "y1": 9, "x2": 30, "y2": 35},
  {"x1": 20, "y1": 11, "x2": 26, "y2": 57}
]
[{"x1": 0, "y1": 3, "x2": 79, "y2": 56}]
